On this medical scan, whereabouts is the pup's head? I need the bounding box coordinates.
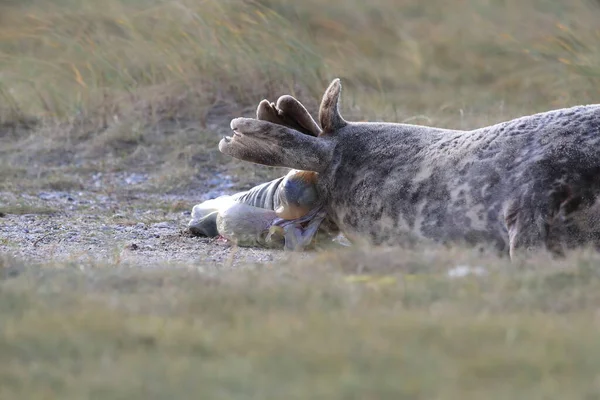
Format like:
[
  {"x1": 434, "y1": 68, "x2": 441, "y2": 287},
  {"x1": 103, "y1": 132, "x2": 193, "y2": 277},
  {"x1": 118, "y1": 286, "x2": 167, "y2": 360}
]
[{"x1": 275, "y1": 170, "x2": 320, "y2": 220}]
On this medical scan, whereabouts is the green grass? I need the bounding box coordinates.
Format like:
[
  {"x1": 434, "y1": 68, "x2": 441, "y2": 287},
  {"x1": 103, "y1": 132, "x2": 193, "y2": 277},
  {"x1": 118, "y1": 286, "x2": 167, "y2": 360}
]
[{"x1": 3, "y1": 248, "x2": 600, "y2": 399}]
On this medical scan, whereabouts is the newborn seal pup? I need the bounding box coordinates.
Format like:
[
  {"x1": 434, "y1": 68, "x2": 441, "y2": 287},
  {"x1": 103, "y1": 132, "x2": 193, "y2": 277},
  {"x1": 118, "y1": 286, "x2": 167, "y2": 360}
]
[
  {"x1": 189, "y1": 169, "x2": 333, "y2": 250},
  {"x1": 220, "y1": 78, "x2": 600, "y2": 259},
  {"x1": 190, "y1": 94, "x2": 338, "y2": 250}
]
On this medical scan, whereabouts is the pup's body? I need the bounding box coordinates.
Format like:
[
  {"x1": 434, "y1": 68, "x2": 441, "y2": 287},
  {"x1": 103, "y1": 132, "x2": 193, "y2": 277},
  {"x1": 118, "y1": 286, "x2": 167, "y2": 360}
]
[
  {"x1": 220, "y1": 79, "x2": 600, "y2": 258},
  {"x1": 189, "y1": 169, "x2": 335, "y2": 250}
]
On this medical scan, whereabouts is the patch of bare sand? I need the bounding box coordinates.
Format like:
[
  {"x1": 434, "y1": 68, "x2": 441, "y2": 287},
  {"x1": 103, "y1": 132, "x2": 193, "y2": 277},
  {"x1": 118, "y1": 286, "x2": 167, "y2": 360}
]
[
  {"x1": 0, "y1": 108, "x2": 301, "y2": 268},
  {"x1": 0, "y1": 190, "x2": 304, "y2": 268}
]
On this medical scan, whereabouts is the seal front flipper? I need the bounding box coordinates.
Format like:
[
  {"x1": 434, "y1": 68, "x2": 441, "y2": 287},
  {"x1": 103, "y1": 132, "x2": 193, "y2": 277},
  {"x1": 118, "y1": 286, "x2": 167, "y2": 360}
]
[
  {"x1": 219, "y1": 118, "x2": 334, "y2": 173},
  {"x1": 256, "y1": 95, "x2": 322, "y2": 137}
]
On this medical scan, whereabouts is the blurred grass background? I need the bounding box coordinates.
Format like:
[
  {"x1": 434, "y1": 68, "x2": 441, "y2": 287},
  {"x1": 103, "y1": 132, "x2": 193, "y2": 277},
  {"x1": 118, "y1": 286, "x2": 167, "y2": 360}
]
[
  {"x1": 2, "y1": 0, "x2": 600, "y2": 192},
  {"x1": 1, "y1": 0, "x2": 600, "y2": 124},
  {"x1": 3, "y1": 0, "x2": 600, "y2": 194},
  {"x1": 3, "y1": 1, "x2": 600, "y2": 398}
]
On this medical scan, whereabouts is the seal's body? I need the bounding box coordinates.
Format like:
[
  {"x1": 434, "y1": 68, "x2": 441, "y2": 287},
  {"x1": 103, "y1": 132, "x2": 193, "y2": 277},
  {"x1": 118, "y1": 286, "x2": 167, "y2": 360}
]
[
  {"x1": 220, "y1": 79, "x2": 600, "y2": 258},
  {"x1": 319, "y1": 106, "x2": 600, "y2": 256}
]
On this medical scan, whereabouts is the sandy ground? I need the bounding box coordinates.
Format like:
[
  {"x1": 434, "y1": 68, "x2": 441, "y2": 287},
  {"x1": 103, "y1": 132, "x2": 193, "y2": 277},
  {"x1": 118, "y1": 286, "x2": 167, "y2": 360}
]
[
  {"x1": 0, "y1": 101, "x2": 321, "y2": 268},
  {"x1": 0, "y1": 188, "x2": 299, "y2": 268}
]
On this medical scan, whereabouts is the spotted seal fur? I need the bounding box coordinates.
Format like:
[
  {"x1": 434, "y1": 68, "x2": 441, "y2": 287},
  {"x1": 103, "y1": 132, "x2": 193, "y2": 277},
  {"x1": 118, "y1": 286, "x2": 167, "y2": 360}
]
[{"x1": 220, "y1": 78, "x2": 600, "y2": 258}]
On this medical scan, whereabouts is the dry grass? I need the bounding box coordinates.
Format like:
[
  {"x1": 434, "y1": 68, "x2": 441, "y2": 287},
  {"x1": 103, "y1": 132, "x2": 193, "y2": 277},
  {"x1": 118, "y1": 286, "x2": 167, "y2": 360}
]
[
  {"x1": 2, "y1": 0, "x2": 600, "y2": 124},
  {"x1": 0, "y1": 0, "x2": 323, "y2": 121},
  {"x1": 4, "y1": 0, "x2": 600, "y2": 118},
  {"x1": 3, "y1": 0, "x2": 600, "y2": 398},
  {"x1": 2, "y1": 0, "x2": 600, "y2": 192}
]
